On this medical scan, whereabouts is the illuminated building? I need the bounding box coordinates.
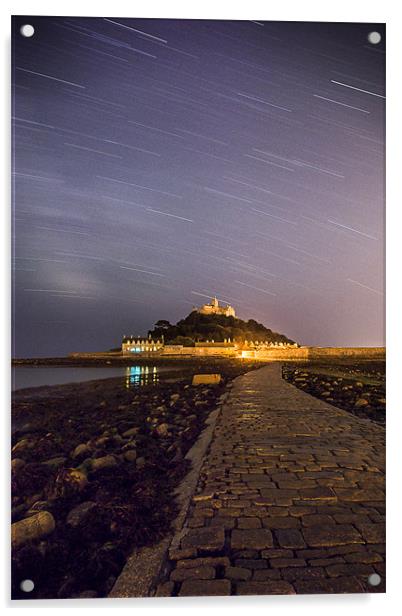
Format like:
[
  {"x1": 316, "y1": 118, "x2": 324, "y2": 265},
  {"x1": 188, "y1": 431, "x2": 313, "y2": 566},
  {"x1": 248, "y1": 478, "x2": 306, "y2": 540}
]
[
  {"x1": 195, "y1": 296, "x2": 236, "y2": 318},
  {"x1": 121, "y1": 335, "x2": 164, "y2": 355}
]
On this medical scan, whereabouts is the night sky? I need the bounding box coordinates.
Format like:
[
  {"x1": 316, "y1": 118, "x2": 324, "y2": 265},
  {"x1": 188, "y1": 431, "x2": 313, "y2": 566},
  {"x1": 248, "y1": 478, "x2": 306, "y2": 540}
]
[{"x1": 12, "y1": 17, "x2": 385, "y2": 357}]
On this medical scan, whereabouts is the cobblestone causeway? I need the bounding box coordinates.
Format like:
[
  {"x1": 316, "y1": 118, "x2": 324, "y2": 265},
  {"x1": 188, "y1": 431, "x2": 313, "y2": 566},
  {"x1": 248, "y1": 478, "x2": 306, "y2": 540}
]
[{"x1": 156, "y1": 364, "x2": 385, "y2": 597}]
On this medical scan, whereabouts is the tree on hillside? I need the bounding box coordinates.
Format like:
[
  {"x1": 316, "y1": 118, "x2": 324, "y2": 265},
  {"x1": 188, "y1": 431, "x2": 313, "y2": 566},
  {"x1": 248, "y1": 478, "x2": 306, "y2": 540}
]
[{"x1": 154, "y1": 319, "x2": 171, "y2": 329}]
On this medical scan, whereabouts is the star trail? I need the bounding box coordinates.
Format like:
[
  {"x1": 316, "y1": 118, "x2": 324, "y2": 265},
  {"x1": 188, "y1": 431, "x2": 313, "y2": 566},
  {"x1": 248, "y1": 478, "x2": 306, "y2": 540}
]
[{"x1": 12, "y1": 17, "x2": 385, "y2": 356}]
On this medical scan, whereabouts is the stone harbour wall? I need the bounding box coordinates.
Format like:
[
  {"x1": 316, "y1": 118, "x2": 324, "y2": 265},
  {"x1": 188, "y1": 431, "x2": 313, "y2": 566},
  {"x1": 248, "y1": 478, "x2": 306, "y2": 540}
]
[
  {"x1": 308, "y1": 347, "x2": 385, "y2": 359},
  {"x1": 69, "y1": 346, "x2": 385, "y2": 361},
  {"x1": 254, "y1": 347, "x2": 385, "y2": 361}
]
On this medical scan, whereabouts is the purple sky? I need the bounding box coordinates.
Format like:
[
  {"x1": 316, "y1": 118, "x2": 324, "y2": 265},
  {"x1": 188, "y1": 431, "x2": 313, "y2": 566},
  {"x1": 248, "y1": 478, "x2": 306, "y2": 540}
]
[{"x1": 12, "y1": 17, "x2": 385, "y2": 356}]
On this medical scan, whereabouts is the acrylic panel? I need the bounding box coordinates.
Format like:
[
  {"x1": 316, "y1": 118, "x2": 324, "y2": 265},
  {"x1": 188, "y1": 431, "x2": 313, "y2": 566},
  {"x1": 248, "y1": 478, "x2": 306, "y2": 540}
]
[{"x1": 11, "y1": 17, "x2": 385, "y2": 599}]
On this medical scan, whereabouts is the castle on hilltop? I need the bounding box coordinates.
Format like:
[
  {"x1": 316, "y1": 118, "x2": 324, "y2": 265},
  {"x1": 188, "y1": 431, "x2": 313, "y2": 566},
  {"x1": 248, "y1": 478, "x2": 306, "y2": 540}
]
[{"x1": 195, "y1": 296, "x2": 236, "y2": 318}]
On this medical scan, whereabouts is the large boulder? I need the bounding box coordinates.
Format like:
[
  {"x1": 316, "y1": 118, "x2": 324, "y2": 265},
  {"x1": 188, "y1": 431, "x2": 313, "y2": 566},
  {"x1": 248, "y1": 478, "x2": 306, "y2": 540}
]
[{"x1": 12, "y1": 511, "x2": 55, "y2": 547}]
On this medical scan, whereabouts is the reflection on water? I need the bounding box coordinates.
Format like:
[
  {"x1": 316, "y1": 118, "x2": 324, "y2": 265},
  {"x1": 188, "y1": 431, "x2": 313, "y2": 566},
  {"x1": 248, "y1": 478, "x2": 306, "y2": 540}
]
[
  {"x1": 125, "y1": 365, "x2": 159, "y2": 388},
  {"x1": 12, "y1": 365, "x2": 165, "y2": 391}
]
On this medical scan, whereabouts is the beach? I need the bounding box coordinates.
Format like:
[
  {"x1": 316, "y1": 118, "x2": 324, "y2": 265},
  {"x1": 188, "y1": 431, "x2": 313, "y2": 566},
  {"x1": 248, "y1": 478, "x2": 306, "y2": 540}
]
[{"x1": 11, "y1": 359, "x2": 260, "y2": 598}]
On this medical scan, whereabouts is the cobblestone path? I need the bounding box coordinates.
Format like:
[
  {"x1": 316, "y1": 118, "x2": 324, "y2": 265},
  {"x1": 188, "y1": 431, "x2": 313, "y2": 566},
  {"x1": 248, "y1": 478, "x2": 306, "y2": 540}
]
[{"x1": 156, "y1": 364, "x2": 385, "y2": 597}]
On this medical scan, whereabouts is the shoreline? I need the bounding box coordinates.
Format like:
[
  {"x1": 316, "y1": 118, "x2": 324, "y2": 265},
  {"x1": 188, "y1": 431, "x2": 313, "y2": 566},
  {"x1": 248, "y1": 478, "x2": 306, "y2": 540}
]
[
  {"x1": 11, "y1": 360, "x2": 260, "y2": 599},
  {"x1": 12, "y1": 356, "x2": 250, "y2": 368}
]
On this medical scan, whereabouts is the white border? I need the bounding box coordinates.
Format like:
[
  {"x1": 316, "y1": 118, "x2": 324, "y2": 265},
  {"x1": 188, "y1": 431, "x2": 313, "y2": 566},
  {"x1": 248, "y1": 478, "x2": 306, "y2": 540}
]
[{"x1": 2, "y1": 1, "x2": 401, "y2": 614}]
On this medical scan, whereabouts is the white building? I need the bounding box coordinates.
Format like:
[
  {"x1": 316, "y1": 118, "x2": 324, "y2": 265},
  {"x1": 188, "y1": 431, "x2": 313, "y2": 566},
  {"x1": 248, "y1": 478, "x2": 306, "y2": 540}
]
[
  {"x1": 196, "y1": 296, "x2": 235, "y2": 318},
  {"x1": 122, "y1": 336, "x2": 164, "y2": 355}
]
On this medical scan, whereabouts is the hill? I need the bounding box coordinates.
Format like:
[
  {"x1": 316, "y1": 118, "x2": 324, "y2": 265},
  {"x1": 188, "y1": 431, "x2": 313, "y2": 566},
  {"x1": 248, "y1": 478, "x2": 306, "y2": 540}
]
[{"x1": 148, "y1": 311, "x2": 295, "y2": 347}]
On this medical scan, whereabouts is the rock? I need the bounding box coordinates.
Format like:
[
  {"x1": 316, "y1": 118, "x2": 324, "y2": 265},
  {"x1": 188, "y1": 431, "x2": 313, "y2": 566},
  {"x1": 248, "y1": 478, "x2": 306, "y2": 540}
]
[
  {"x1": 121, "y1": 441, "x2": 137, "y2": 451},
  {"x1": 11, "y1": 458, "x2": 25, "y2": 472},
  {"x1": 42, "y1": 456, "x2": 66, "y2": 469},
  {"x1": 18, "y1": 422, "x2": 43, "y2": 435},
  {"x1": 123, "y1": 450, "x2": 137, "y2": 463},
  {"x1": 78, "y1": 458, "x2": 94, "y2": 473},
  {"x1": 52, "y1": 468, "x2": 88, "y2": 496},
  {"x1": 57, "y1": 576, "x2": 76, "y2": 598},
  {"x1": 12, "y1": 504, "x2": 27, "y2": 519},
  {"x1": 25, "y1": 493, "x2": 44, "y2": 507},
  {"x1": 171, "y1": 448, "x2": 183, "y2": 463},
  {"x1": 72, "y1": 443, "x2": 91, "y2": 459},
  {"x1": 354, "y1": 398, "x2": 369, "y2": 408},
  {"x1": 66, "y1": 501, "x2": 97, "y2": 528},
  {"x1": 25, "y1": 500, "x2": 50, "y2": 516},
  {"x1": 94, "y1": 436, "x2": 110, "y2": 448},
  {"x1": 155, "y1": 423, "x2": 169, "y2": 437},
  {"x1": 90, "y1": 455, "x2": 118, "y2": 472},
  {"x1": 12, "y1": 511, "x2": 55, "y2": 547},
  {"x1": 170, "y1": 393, "x2": 180, "y2": 404},
  {"x1": 136, "y1": 457, "x2": 146, "y2": 469},
  {"x1": 192, "y1": 374, "x2": 221, "y2": 386},
  {"x1": 122, "y1": 427, "x2": 140, "y2": 438},
  {"x1": 79, "y1": 590, "x2": 98, "y2": 599},
  {"x1": 321, "y1": 391, "x2": 331, "y2": 397},
  {"x1": 378, "y1": 398, "x2": 386, "y2": 405},
  {"x1": 11, "y1": 438, "x2": 35, "y2": 456}
]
